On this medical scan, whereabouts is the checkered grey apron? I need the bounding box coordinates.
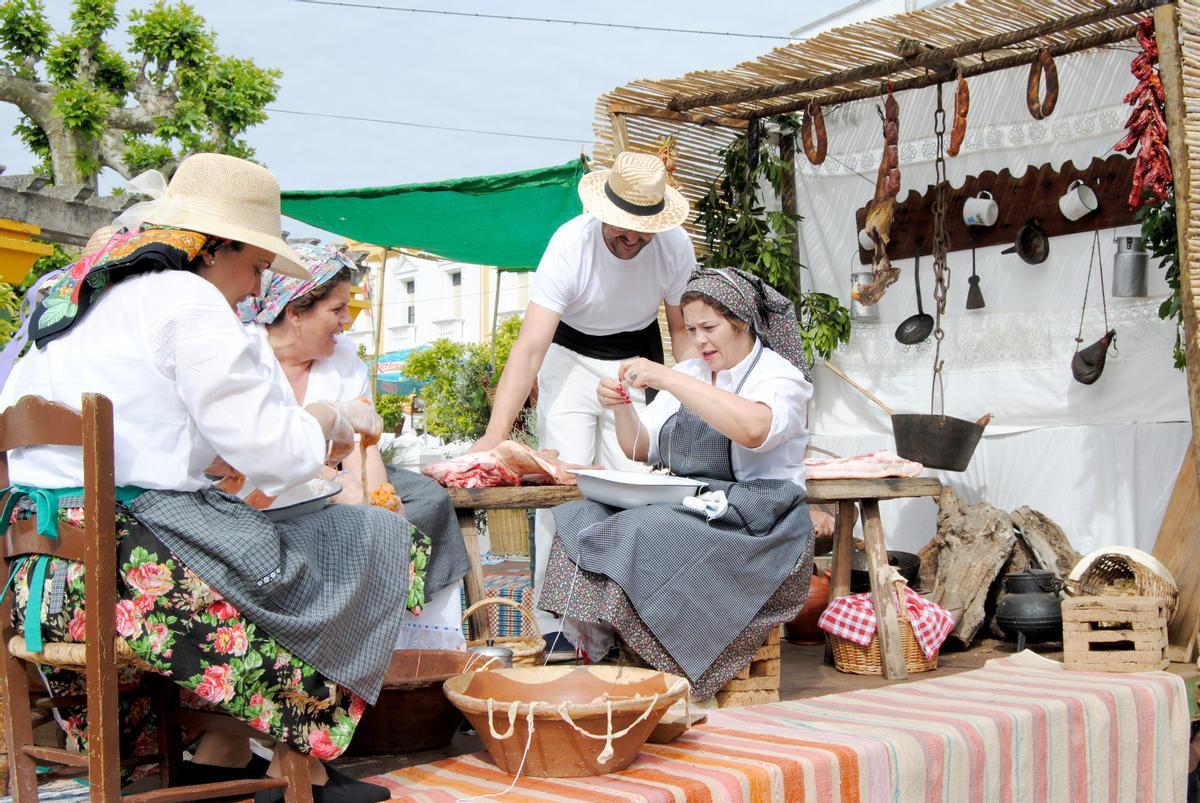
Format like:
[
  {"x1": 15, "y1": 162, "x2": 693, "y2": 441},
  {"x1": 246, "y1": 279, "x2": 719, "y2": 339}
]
[
  {"x1": 554, "y1": 355, "x2": 811, "y2": 681},
  {"x1": 126, "y1": 489, "x2": 410, "y2": 703}
]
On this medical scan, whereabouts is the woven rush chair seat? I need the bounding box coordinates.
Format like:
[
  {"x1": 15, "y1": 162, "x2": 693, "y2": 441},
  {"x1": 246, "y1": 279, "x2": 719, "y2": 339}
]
[{"x1": 6, "y1": 635, "x2": 136, "y2": 670}]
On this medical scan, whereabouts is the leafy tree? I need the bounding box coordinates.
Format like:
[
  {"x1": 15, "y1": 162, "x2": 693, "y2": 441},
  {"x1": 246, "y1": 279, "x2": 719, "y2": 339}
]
[
  {"x1": 695, "y1": 119, "x2": 852, "y2": 365},
  {"x1": 374, "y1": 393, "x2": 406, "y2": 433},
  {"x1": 0, "y1": 0, "x2": 280, "y2": 188},
  {"x1": 403, "y1": 313, "x2": 525, "y2": 442},
  {"x1": 403, "y1": 338, "x2": 490, "y2": 442}
]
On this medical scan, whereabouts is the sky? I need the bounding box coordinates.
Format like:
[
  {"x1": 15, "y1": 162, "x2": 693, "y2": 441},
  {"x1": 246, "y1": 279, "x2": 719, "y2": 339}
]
[{"x1": 0, "y1": 0, "x2": 844, "y2": 237}]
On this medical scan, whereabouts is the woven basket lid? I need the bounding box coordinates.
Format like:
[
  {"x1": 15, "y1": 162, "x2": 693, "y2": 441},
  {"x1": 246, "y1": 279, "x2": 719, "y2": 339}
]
[{"x1": 1067, "y1": 546, "x2": 1176, "y2": 590}]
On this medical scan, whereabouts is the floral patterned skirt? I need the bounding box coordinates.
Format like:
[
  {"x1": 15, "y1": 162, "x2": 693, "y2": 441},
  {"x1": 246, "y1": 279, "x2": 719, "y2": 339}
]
[{"x1": 9, "y1": 505, "x2": 366, "y2": 760}]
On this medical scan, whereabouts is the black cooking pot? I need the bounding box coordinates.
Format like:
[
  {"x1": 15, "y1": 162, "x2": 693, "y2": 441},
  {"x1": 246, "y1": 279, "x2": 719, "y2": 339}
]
[
  {"x1": 994, "y1": 569, "x2": 1063, "y2": 652},
  {"x1": 892, "y1": 413, "x2": 984, "y2": 472},
  {"x1": 850, "y1": 550, "x2": 921, "y2": 593}
]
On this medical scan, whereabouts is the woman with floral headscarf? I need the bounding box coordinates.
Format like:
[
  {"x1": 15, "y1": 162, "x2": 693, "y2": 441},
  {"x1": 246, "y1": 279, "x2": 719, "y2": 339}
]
[
  {"x1": 538, "y1": 267, "x2": 816, "y2": 700},
  {"x1": 0, "y1": 154, "x2": 400, "y2": 801},
  {"x1": 238, "y1": 245, "x2": 470, "y2": 651}
]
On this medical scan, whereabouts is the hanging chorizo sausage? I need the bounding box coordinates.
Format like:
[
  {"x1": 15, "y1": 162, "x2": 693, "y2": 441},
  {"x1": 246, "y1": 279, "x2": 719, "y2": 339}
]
[
  {"x1": 801, "y1": 99, "x2": 827, "y2": 165},
  {"x1": 1026, "y1": 49, "x2": 1059, "y2": 120},
  {"x1": 948, "y1": 75, "x2": 969, "y2": 156}
]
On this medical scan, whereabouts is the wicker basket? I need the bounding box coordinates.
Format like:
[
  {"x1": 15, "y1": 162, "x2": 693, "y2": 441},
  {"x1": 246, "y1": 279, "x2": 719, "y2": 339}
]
[
  {"x1": 462, "y1": 597, "x2": 546, "y2": 667},
  {"x1": 1065, "y1": 547, "x2": 1178, "y2": 622},
  {"x1": 829, "y1": 582, "x2": 938, "y2": 676},
  {"x1": 487, "y1": 508, "x2": 530, "y2": 556}
]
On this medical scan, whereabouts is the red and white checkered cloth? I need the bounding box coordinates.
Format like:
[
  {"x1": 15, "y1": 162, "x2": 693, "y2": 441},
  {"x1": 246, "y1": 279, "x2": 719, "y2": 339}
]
[{"x1": 818, "y1": 587, "x2": 956, "y2": 658}]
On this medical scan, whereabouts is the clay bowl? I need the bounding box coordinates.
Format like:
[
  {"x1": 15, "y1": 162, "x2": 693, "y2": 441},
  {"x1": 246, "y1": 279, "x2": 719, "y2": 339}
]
[
  {"x1": 351, "y1": 649, "x2": 494, "y2": 754},
  {"x1": 444, "y1": 665, "x2": 688, "y2": 777}
]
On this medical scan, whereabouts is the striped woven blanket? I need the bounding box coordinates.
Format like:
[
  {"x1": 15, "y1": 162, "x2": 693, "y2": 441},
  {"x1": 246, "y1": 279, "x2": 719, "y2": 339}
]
[{"x1": 373, "y1": 652, "x2": 1189, "y2": 802}]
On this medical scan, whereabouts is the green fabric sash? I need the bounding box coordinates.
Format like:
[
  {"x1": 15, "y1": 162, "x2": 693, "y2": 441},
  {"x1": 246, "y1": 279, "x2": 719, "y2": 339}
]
[{"x1": 0, "y1": 485, "x2": 145, "y2": 653}]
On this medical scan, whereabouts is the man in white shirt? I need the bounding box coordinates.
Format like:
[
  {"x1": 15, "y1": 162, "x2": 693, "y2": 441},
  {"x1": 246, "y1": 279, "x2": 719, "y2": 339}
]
[{"x1": 470, "y1": 151, "x2": 697, "y2": 644}]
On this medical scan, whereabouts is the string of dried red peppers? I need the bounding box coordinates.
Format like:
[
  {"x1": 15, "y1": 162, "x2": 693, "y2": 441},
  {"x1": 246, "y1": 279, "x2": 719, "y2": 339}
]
[{"x1": 1114, "y1": 17, "x2": 1172, "y2": 210}]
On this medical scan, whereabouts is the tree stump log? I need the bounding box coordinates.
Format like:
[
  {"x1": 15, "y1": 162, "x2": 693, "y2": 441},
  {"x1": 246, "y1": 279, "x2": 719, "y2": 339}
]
[
  {"x1": 922, "y1": 488, "x2": 1015, "y2": 646},
  {"x1": 1011, "y1": 506, "x2": 1081, "y2": 577}
]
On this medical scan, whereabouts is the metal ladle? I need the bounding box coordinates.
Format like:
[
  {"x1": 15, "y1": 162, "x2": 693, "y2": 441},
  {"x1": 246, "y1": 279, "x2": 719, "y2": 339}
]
[{"x1": 895, "y1": 245, "x2": 933, "y2": 344}]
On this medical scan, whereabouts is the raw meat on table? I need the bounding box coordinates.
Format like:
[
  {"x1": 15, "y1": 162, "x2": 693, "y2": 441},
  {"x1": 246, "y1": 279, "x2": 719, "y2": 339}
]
[
  {"x1": 421, "y1": 452, "x2": 522, "y2": 489},
  {"x1": 421, "y1": 440, "x2": 596, "y2": 488},
  {"x1": 804, "y1": 450, "x2": 923, "y2": 480}
]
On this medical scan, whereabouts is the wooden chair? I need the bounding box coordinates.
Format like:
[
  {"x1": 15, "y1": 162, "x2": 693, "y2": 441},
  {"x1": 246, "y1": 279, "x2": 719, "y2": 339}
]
[{"x1": 0, "y1": 394, "x2": 313, "y2": 802}]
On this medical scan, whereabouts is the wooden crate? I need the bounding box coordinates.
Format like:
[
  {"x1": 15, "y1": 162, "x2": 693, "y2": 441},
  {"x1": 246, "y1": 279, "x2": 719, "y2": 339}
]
[
  {"x1": 716, "y1": 626, "x2": 782, "y2": 707},
  {"x1": 1063, "y1": 596, "x2": 1169, "y2": 672}
]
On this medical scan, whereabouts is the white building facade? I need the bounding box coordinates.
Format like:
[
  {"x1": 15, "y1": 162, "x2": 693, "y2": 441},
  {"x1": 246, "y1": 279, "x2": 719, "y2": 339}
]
[{"x1": 346, "y1": 248, "x2": 530, "y2": 356}]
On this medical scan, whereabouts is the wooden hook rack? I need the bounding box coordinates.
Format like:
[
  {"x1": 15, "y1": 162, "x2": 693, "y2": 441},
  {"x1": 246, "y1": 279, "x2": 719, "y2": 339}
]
[{"x1": 854, "y1": 154, "x2": 1138, "y2": 264}]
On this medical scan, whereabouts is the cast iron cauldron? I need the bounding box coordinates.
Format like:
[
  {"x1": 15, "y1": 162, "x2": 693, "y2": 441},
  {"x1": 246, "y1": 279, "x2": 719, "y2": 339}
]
[
  {"x1": 892, "y1": 414, "x2": 985, "y2": 472},
  {"x1": 994, "y1": 569, "x2": 1063, "y2": 652},
  {"x1": 850, "y1": 550, "x2": 921, "y2": 593}
]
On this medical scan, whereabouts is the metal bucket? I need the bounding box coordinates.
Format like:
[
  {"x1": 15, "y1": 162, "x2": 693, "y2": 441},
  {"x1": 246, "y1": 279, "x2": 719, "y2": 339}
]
[
  {"x1": 1113, "y1": 235, "x2": 1148, "y2": 298},
  {"x1": 891, "y1": 414, "x2": 984, "y2": 472}
]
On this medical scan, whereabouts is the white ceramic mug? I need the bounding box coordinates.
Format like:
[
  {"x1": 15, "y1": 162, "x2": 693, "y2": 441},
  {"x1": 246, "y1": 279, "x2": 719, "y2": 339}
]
[
  {"x1": 857, "y1": 228, "x2": 874, "y2": 251},
  {"x1": 1059, "y1": 179, "x2": 1098, "y2": 221},
  {"x1": 963, "y1": 191, "x2": 998, "y2": 227}
]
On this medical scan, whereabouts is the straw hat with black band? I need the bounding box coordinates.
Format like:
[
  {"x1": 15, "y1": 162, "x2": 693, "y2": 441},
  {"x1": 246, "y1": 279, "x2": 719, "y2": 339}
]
[
  {"x1": 577, "y1": 151, "x2": 689, "y2": 233},
  {"x1": 116, "y1": 152, "x2": 308, "y2": 279}
]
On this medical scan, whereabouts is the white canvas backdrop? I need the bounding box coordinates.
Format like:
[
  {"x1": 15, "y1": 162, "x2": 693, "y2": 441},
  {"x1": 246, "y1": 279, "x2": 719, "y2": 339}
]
[{"x1": 794, "y1": 47, "x2": 1189, "y2": 556}]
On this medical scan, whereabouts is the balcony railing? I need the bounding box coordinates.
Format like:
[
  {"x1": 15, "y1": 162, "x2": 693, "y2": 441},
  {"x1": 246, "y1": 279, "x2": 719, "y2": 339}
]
[{"x1": 434, "y1": 319, "x2": 463, "y2": 340}]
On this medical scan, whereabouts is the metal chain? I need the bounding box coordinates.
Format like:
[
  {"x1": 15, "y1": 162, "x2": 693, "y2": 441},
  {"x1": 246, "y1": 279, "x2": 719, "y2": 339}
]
[{"x1": 930, "y1": 82, "x2": 951, "y2": 416}]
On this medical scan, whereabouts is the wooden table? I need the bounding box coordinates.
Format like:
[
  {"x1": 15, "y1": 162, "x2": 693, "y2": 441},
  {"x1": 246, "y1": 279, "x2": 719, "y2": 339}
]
[
  {"x1": 446, "y1": 486, "x2": 582, "y2": 638},
  {"x1": 809, "y1": 477, "x2": 942, "y2": 680},
  {"x1": 447, "y1": 477, "x2": 942, "y2": 678}
]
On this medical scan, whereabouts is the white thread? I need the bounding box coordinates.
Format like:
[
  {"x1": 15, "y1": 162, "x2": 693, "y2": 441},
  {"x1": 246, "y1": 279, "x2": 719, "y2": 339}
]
[
  {"x1": 545, "y1": 556, "x2": 581, "y2": 659},
  {"x1": 456, "y1": 701, "x2": 538, "y2": 802},
  {"x1": 462, "y1": 652, "x2": 503, "y2": 673},
  {"x1": 485, "y1": 697, "x2": 520, "y2": 740},
  {"x1": 556, "y1": 692, "x2": 662, "y2": 765}
]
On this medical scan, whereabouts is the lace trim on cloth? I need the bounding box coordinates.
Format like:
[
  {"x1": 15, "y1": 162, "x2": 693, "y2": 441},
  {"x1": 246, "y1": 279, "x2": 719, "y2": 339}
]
[{"x1": 837, "y1": 297, "x2": 1173, "y2": 375}]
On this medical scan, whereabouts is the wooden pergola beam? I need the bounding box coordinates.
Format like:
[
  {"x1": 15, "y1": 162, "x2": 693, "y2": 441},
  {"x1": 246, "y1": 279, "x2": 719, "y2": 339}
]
[
  {"x1": 668, "y1": 0, "x2": 1169, "y2": 112},
  {"x1": 747, "y1": 23, "x2": 1139, "y2": 118},
  {"x1": 1156, "y1": 3, "x2": 1200, "y2": 492},
  {"x1": 606, "y1": 102, "x2": 749, "y2": 130}
]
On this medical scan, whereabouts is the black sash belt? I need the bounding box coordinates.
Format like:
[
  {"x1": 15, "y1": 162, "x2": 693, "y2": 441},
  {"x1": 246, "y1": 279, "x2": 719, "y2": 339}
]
[{"x1": 552, "y1": 318, "x2": 665, "y2": 402}]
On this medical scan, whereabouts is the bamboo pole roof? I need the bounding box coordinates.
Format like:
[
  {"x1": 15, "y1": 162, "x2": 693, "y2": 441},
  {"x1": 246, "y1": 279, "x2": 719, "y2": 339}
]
[{"x1": 592, "y1": 0, "x2": 1161, "y2": 231}]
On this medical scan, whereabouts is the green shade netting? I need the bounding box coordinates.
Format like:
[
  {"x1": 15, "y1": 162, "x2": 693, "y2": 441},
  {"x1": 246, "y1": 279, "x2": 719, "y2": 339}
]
[{"x1": 281, "y1": 158, "x2": 586, "y2": 271}]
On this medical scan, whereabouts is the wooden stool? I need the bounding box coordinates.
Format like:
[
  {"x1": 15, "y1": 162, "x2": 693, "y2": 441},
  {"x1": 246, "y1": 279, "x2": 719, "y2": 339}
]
[
  {"x1": 715, "y1": 627, "x2": 782, "y2": 708},
  {"x1": 1063, "y1": 596, "x2": 1169, "y2": 672}
]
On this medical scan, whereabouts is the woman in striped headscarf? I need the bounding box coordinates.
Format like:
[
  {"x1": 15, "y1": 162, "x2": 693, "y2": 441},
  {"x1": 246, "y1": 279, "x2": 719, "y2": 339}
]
[{"x1": 539, "y1": 268, "x2": 816, "y2": 699}]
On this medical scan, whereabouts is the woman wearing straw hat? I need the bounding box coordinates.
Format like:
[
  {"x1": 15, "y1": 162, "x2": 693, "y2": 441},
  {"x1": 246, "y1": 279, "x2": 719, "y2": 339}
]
[
  {"x1": 0, "y1": 153, "x2": 401, "y2": 801},
  {"x1": 236, "y1": 243, "x2": 470, "y2": 652},
  {"x1": 539, "y1": 267, "x2": 814, "y2": 700},
  {"x1": 470, "y1": 151, "x2": 698, "y2": 647}
]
